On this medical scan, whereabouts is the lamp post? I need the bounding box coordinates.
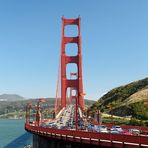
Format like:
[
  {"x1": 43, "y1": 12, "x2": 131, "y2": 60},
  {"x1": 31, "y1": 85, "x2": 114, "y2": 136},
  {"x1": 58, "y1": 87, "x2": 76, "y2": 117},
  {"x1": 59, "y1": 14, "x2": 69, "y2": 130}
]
[
  {"x1": 35, "y1": 98, "x2": 46, "y2": 126},
  {"x1": 26, "y1": 102, "x2": 32, "y2": 124}
]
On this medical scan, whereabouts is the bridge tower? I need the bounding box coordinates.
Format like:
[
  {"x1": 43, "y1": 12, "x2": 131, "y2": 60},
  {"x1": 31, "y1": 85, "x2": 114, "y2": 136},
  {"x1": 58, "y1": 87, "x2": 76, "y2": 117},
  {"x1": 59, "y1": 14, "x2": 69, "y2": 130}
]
[{"x1": 60, "y1": 16, "x2": 85, "y2": 110}]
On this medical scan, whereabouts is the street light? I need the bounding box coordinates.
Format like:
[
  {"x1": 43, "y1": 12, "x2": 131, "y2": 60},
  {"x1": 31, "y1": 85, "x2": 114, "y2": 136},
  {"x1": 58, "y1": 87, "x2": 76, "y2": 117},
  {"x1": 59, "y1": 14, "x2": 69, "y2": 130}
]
[
  {"x1": 26, "y1": 102, "x2": 32, "y2": 124},
  {"x1": 35, "y1": 98, "x2": 46, "y2": 126}
]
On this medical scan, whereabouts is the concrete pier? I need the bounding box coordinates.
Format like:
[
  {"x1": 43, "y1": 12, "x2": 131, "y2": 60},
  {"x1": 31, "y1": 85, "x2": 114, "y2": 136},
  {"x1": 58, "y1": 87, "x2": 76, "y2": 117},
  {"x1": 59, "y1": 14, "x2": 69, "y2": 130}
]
[
  {"x1": 33, "y1": 134, "x2": 110, "y2": 148},
  {"x1": 33, "y1": 134, "x2": 74, "y2": 148}
]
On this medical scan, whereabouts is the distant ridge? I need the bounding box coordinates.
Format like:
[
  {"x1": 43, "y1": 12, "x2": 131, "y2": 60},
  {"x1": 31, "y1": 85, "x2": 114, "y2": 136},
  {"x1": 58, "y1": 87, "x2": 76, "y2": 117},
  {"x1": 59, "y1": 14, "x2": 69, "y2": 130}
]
[
  {"x1": 0, "y1": 97, "x2": 95, "y2": 119},
  {"x1": 0, "y1": 94, "x2": 25, "y2": 101}
]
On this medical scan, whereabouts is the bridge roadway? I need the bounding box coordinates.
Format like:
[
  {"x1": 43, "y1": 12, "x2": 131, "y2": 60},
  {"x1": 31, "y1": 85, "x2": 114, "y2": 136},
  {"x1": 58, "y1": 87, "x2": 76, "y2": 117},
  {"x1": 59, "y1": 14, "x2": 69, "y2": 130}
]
[{"x1": 25, "y1": 105, "x2": 148, "y2": 148}]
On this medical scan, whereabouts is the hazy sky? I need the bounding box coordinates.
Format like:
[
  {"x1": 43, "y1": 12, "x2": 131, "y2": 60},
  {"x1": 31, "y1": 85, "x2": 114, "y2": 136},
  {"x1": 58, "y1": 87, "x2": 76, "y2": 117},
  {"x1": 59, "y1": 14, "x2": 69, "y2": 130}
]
[{"x1": 0, "y1": 0, "x2": 147, "y2": 100}]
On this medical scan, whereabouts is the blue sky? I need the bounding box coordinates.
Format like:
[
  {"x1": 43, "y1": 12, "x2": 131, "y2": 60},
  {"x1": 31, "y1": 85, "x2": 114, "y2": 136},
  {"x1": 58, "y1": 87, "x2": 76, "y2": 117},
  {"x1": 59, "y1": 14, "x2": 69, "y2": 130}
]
[{"x1": 0, "y1": 0, "x2": 147, "y2": 100}]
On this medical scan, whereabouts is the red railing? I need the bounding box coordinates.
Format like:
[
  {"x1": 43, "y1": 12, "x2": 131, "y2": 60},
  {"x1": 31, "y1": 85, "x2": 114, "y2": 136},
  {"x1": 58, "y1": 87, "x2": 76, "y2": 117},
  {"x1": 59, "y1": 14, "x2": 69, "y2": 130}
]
[{"x1": 25, "y1": 123, "x2": 148, "y2": 146}]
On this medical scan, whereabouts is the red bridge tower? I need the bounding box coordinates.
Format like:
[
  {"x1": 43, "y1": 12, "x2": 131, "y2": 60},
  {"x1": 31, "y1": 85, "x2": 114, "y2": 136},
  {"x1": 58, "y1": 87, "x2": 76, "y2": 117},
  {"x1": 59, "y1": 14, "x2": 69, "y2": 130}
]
[{"x1": 59, "y1": 16, "x2": 85, "y2": 111}]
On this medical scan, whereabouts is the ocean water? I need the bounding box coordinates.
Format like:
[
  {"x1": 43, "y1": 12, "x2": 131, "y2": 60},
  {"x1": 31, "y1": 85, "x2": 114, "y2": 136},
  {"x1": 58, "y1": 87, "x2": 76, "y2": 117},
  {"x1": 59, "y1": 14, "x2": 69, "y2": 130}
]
[{"x1": 0, "y1": 119, "x2": 32, "y2": 148}]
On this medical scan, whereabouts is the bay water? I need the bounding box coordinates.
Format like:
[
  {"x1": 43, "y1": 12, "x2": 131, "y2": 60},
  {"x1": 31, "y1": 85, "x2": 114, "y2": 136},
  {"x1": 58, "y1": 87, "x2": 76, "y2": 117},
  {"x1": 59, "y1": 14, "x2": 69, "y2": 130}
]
[{"x1": 0, "y1": 119, "x2": 32, "y2": 148}]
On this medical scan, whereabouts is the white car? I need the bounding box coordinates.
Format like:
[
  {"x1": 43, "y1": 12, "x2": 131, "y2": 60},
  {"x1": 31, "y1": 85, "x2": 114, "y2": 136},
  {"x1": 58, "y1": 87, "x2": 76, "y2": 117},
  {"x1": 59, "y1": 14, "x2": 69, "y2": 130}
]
[
  {"x1": 47, "y1": 122, "x2": 56, "y2": 127},
  {"x1": 110, "y1": 130, "x2": 120, "y2": 134},
  {"x1": 94, "y1": 125, "x2": 109, "y2": 133},
  {"x1": 128, "y1": 128, "x2": 140, "y2": 136},
  {"x1": 111, "y1": 125, "x2": 123, "y2": 132}
]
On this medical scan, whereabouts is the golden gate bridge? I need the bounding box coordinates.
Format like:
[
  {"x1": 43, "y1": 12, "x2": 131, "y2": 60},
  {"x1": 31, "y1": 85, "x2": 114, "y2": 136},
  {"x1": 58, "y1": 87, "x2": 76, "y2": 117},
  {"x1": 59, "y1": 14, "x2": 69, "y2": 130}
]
[{"x1": 25, "y1": 17, "x2": 148, "y2": 148}]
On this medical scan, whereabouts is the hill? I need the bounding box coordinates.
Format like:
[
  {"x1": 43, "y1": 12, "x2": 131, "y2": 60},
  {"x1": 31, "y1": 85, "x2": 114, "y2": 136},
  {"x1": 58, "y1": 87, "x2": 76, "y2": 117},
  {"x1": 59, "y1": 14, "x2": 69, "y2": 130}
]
[
  {"x1": 88, "y1": 77, "x2": 148, "y2": 121},
  {"x1": 0, "y1": 94, "x2": 25, "y2": 101},
  {"x1": 0, "y1": 97, "x2": 95, "y2": 119}
]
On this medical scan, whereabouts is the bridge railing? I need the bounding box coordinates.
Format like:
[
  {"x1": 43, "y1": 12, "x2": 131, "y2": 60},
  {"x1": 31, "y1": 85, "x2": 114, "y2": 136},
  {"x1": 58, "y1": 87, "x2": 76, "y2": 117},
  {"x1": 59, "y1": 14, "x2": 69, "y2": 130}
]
[{"x1": 25, "y1": 123, "x2": 148, "y2": 145}]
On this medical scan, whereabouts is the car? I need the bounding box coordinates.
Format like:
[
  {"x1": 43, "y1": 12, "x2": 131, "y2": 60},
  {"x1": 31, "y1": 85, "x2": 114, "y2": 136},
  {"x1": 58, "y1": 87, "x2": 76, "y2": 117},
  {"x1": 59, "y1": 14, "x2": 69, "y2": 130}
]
[
  {"x1": 110, "y1": 130, "x2": 120, "y2": 134},
  {"x1": 46, "y1": 122, "x2": 56, "y2": 127},
  {"x1": 94, "y1": 125, "x2": 109, "y2": 133},
  {"x1": 51, "y1": 124, "x2": 58, "y2": 128},
  {"x1": 58, "y1": 126, "x2": 67, "y2": 129},
  {"x1": 128, "y1": 128, "x2": 140, "y2": 136},
  {"x1": 57, "y1": 120, "x2": 60, "y2": 123},
  {"x1": 40, "y1": 122, "x2": 47, "y2": 127},
  {"x1": 60, "y1": 120, "x2": 63, "y2": 124},
  {"x1": 87, "y1": 124, "x2": 94, "y2": 131},
  {"x1": 80, "y1": 126, "x2": 86, "y2": 130},
  {"x1": 111, "y1": 125, "x2": 123, "y2": 132}
]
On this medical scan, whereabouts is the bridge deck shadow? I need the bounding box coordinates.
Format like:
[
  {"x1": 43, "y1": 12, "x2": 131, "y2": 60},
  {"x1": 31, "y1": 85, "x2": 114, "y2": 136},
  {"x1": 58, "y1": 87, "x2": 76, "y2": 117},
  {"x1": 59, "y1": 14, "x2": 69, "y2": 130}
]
[{"x1": 4, "y1": 132, "x2": 32, "y2": 148}]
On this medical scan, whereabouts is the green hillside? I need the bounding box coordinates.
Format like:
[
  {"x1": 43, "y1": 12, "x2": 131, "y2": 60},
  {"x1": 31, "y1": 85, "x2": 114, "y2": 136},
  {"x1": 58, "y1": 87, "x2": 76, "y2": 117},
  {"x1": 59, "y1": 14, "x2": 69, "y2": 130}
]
[{"x1": 88, "y1": 77, "x2": 148, "y2": 123}]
